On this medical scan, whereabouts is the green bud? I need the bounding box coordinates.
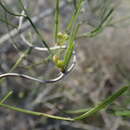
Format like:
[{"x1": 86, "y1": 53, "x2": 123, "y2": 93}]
[
  {"x1": 53, "y1": 55, "x2": 60, "y2": 63},
  {"x1": 63, "y1": 33, "x2": 69, "y2": 40},
  {"x1": 57, "y1": 32, "x2": 64, "y2": 39},
  {"x1": 56, "y1": 60, "x2": 64, "y2": 69}
]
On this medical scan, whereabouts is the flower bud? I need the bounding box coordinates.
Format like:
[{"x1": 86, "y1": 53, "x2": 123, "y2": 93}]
[
  {"x1": 56, "y1": 60, "x2": 64, "y2": 69},
  {"x1": 57, "y1": 32, "x2": 64, "y2": 39},
  {"x1": 52, "y1": 55, "x2": 60, "y2": 63},
  {"x1": 63, "y1": 33, "x2": 69, "y2": 40}
]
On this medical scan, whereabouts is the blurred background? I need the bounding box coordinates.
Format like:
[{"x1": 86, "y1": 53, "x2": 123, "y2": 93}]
[{"x1": 0, "y1": 0, "x2": 130, "y2": 130}]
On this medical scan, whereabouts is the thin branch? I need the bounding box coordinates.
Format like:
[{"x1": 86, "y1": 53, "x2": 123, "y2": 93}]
[
  {"x1": 0, "y1": 103, "x2": 73, "y2": 121},
  {"x1": 0, "y1": 91, "x2": 13, "y2": 104},
  {"x1": 21, "y1": 34, "x2": 66, "y2": 51},
  {"x1": 54, "y1": 0, "x2": 60, "y2": 42},
  {"x1": 0, "y1": 1, "x2": 67, "y2": 45}
]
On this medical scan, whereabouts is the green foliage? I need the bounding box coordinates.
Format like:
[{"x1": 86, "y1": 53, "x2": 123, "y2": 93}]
[
  {"x1": 0, "y1": 86, "x2": 128, "y2": 121},
  {"x1": 0, "y1": 0, "x2": 129, "y2": 123}
]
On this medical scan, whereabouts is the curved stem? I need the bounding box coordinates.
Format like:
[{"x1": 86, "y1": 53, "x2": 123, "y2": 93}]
[{"x1": 0, "y1": 52, "x2": 76, "y2": 84}]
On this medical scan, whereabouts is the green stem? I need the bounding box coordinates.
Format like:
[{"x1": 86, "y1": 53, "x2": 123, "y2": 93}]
[
  {"x1": 0, "y1": 1, "x2": 51, "y2": 53},
  {"x1": 63, "y1": 23, "x2": 80, "y2": 71},
  {"x1": 65, "y1": 108, "x2": 91, "y2": 114},
  {"x1": 10, "y1": 48, "x2": 32, "y2": 72},
  {"x1": 77, "y1": 8, "x2": 114, "y2": 39},
  {"x1": 63, "y1": 0, "x2": 83, "y2": 71},
  {"x1": 0, "y1": 86, "x2": 127, "y2": 121},
  {"x1": 0, "y1": 2, "x2": 26, "y2": 17},
  {"x1": 0, "y1": 17, "x2": 17, "y2": 28},
  {"x1": 0, "y1": 91, "x2": 13, "y2": 104},
  {"x1": 54, "y1": 0, "x2": 60, "y2": 43},
  {"x1": 19, "y1": 0, "x2": 51, "y2": 53},
  {"x1": 0, "y1": 103, "x2": 74, "y2": 121},
  {"x1": 74, "y1": 86, "x2": 128, "y2": 120},
  {"x1": 115, "y1": 110, "x2": 130, "y2": 117},
  {"x1": 66, "y1": 0, "x2": 83, "y2": 33}
]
